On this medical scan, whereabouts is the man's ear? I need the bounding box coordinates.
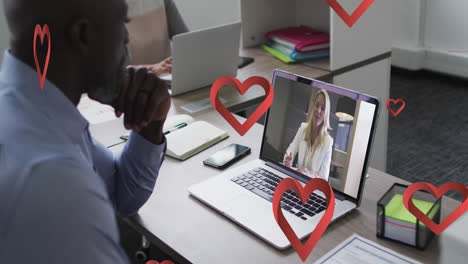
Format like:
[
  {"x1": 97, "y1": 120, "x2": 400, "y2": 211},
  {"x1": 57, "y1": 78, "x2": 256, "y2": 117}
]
[{"x1": 66, "y1": 18, "x2": 90, "y2": 55}]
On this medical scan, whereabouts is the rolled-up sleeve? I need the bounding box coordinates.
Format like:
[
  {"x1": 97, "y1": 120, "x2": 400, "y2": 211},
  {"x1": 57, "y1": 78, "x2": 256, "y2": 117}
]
[{"x1": 113, "y1": 131, "x2": 166, "y2": 216}]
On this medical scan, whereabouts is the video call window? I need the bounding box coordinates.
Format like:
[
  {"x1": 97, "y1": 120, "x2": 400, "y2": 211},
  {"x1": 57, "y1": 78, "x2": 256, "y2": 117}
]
[{"x1": 262, "y1": 76, "x2": 375, "y2": 198}]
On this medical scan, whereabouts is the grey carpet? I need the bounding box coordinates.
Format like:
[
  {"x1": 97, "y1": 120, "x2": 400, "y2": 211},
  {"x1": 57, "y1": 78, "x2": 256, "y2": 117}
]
[{"x1": 387, "y1": 67, "x2": 468, "y2": 200}]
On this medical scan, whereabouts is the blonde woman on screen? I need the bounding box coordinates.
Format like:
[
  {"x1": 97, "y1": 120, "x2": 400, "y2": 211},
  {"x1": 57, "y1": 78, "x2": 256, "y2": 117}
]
[{"x1": 283, "y1": 89, "x2": 333, "y2": 181}]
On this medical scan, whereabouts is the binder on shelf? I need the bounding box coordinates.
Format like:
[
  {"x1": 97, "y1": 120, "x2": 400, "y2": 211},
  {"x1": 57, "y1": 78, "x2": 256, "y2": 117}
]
[
  {"x1": 268, "y1": 37, "x2": 330, "y2": 53},
  {"x1": 265, "y1": 25, "x2": 330, "y2": 52},
  {"x1": 262, "y1": 44, "x2": 329, "y2": 64},
  {"x1": 265, "y1": 40, "x2": 330, "y2": 60}
]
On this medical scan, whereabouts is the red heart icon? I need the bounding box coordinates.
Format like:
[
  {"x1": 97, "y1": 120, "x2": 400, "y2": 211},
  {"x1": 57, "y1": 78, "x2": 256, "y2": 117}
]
[
  {"x1": 210, "y1": 76, "x2": 274, "y2": 136},
  {"x1": 326, "y1": 0, "x2": 375, "y2": 27},
  {"x1": 385, "y1": 98, "x2": 406, "y2": 117},
  {"x1": 402, "y1": 182, "x2": 468, "y2": 235},
  {"x1": 33, "y1": 24, "x2": 51, "y2": 91},
  {"x1": 146, "y1": 260, "x2": 175, "y2": 264},
  {"x1": 273, "y1": 178, "x2": 335, "y2": 261}
]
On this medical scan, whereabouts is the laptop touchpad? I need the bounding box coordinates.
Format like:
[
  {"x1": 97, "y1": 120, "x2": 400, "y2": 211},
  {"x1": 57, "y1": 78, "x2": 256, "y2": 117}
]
[{"x1": 223, "y1": 195, "x2": 289, "y2": 244}]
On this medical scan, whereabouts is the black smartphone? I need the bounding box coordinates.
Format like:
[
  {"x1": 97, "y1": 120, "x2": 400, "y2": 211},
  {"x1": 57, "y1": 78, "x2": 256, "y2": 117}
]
[
  {"x1": 203, "y1": 144, "x2": 251, "y2": 169},
  {"x1": 238, "y1": 56, "x2": 254, "y2": 69}
]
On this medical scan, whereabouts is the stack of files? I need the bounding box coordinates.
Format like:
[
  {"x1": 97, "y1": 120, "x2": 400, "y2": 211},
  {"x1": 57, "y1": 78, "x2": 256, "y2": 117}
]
[
  {"x1": 262, "y1": 25, "x2": 330, "y2": 63},
  {"x1": 383, "y1": 194, "x2": 438, "y2": 246}
]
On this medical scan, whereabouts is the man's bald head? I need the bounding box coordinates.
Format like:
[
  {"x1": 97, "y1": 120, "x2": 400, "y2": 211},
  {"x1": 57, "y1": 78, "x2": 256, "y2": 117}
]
[
  {"x1": 5, "y1": 0, "x2": 98, "y2": 47},
  {"x1": 3, "y1": 0, "x2": 130, "y2": 105}
]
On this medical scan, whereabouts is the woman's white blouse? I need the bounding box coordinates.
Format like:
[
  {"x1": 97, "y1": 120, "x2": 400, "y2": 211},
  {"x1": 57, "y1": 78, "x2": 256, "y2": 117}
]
[{"x1": 285, "y1": 123, "x2": 333, "y2": 181}]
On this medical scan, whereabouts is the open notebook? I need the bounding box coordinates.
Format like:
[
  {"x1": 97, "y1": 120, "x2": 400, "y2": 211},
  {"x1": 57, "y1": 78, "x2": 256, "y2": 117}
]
[{"x1": 164, "y1": 115, "x2": 229, "y2": 160}]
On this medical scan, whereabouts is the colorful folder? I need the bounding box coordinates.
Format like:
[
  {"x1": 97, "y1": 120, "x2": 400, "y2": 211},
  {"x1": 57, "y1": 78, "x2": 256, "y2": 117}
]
[{"x1": 266, "y1": 25, "x2": 330, "y2": 52}]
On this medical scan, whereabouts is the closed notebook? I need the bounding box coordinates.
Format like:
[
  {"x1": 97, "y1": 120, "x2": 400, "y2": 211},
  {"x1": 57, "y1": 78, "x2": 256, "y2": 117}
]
[
  {"x1": 265, "y1": 40, "x2": 330, "y2": 60},
  {"x1": 262, "y1": 44, "x2": 329, "y2": 63},
  {"x1": 164, "y1": 115, "x2": 229, "y2": 160},
  {"x1": 265, "y1": 26, "x2": 330, "y2": 52}
]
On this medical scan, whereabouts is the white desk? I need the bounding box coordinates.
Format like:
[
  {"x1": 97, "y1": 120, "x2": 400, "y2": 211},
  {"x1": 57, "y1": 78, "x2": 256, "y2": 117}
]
[{"x1": 89, "y1": 48, "x2": 457, "y2": 264}]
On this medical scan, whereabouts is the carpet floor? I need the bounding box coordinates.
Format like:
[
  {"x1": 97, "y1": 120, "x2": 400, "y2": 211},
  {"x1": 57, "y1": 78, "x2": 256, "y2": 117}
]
[{"x1": 387, "y1": 67, "x2": 468, "y2": 200}]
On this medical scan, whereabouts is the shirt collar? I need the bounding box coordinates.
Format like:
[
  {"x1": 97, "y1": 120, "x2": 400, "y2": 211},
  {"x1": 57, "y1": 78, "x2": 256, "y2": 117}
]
[{"x1": 0, "y1": 50, "x2": 89, "y2": 142}]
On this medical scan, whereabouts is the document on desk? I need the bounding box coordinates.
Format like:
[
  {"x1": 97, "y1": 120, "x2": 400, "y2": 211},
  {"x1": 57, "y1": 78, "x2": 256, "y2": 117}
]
[{"x1": 316, "y1": 234, "x2": 422, "y2": 264}]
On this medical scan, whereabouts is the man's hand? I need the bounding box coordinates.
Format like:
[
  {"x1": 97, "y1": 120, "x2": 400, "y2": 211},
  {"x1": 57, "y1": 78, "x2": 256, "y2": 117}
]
[
  {"x1": 138, "y1": 57, "x2": 172, "y2": 76},
  {"x1": 112, "y1": 66, "x2": 171, "y2": 144}
]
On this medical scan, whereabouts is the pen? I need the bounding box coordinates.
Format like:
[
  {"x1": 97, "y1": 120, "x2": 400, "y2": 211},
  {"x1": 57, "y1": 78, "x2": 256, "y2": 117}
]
[
  {"x1": 164, "y1": 122, "x2": 187, "y2": 135},
  {"x1": 120, "y1": 122, "x2": 188, "y2": 140}
]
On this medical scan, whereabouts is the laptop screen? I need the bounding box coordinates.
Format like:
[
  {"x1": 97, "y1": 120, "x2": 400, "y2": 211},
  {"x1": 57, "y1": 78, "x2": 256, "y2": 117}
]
[{"x1": 260, "y1": 71, "x2": 379, "y2": 200}]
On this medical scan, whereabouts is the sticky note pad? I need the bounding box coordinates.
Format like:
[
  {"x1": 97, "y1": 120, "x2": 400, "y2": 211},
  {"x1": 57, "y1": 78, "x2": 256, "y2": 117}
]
[{"x1": 385, "y1": 194, "x2": 436, "y2": 225}]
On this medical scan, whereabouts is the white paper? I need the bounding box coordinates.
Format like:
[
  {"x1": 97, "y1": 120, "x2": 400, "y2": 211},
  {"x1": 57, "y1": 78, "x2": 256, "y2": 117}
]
[
  {"x1": 181, "y1": 97, "x2": 228, "y2": 113},
  {"x1": 315, "y1": 234, "x2": 422, "y2": 264},
  {"x1": 77, "y1": 95, "x2": 117, "y2": 124}
]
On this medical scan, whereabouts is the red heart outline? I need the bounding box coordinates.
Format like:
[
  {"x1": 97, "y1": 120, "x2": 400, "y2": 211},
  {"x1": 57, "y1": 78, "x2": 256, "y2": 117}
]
[
  {"x1": 33, "y1": 24, "x2": 51, "y2": 91},
  {"x1": 385, "y1": 98, "x2": 406, "y2": 117},
  {"x1": 273, "y1": 178, "x2": 335, "y2": 261},
  {"x1": 326, "y1": 0, "x2": 375, "y2": 27},
  {"x1": 210, "y1": 76, "x2": 274, "y2": 136},
  {"x1": 402, "y1": 182, "x2": 468, "y2": 235},
  {"x1": 146, "y1": 260, "x2": 175, "y2": 264}
]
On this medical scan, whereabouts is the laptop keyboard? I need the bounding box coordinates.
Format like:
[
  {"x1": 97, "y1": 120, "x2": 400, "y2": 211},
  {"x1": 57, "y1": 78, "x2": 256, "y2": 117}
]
[{"x1": 230, "y1": 167, "x2": 328, "y2": 221}]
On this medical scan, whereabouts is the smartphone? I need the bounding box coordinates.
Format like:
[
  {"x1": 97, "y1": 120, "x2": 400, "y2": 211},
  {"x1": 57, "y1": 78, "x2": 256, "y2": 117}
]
[{"x1": 203, "y1": 144, "x2": 251, "y2": 169}]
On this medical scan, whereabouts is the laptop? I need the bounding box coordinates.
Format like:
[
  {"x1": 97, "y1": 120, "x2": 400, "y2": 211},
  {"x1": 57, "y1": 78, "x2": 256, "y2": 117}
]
[
  {"x1": 188, "y1": 69, "x2": 380, "y2": 249},
  {"x1": 161, "y1": 22, "x2": 241, "y2": 96}
]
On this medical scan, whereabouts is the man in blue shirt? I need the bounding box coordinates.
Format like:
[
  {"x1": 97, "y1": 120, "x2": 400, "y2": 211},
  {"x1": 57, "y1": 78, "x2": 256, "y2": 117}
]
[{"x1": 0, "y1": 0, "x2": 170, "y2": 263}]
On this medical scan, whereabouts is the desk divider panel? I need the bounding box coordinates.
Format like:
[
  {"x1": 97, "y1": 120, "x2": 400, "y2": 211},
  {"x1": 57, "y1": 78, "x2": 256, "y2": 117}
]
[{"x1": 330, "y1": 0, "x2": 392, "y2": 70}]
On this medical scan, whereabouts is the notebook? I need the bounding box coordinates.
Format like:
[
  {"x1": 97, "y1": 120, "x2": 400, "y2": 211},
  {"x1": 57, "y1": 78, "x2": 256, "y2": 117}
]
[
  {"x1": 265, "y1": 40, "x2": 330, "y2": 60},
  {"x1": 262, "y1": 44, "x2": 329, "y2": 63},
  {"x1": 164, "y1": 115, "x2": 229, "y2": 160},
  {"x1": 265, "y1": 26, "x2": 330, "y2": 52}
]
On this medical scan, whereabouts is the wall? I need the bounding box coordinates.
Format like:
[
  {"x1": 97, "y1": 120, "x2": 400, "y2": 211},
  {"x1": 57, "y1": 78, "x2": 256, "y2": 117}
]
[
  {"x1": 392, "y1": 0, "x2": 468, "y2": 78},
  {"x1": 392, "y1": 0, "x2": 424, "y2": 48},
  {"x1": 168, "y1": 0, "x2": 240, "y2": 31},
  {"x1": 0, "y1": 3, "x2": 9, "y2": 62},
  {"x1": 424, "y1": 0, "x2": 468, "y2": 51},
  {"x1": 129, "y1": 0, "x2": 240, "y2": 37}
]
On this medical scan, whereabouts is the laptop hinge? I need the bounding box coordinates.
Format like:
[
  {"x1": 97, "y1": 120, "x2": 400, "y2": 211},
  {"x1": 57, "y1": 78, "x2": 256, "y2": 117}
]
[
  {"x1": 265, "y1": 162, "x2": 310, "y2": 184},
  {"x1": 265, "y1": 162, "x2": 348, "y2": 201},
  {"x1": 334, "y1": 192, "x2": 347, "y2": 201}
]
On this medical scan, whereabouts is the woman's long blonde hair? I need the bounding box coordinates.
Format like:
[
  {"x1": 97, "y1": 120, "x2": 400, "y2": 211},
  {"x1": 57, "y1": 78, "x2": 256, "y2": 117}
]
[{"x1": 304, "y1": 89, "x2": 331, "y2": 150}]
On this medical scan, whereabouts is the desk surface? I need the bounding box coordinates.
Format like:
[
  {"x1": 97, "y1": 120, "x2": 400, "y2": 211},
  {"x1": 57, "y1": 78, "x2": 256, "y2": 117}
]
[
  {"x1": 118, "y1": 111, "x2": 458, "y2": 264},
  {"x1": 93, "y1": 48, "x2": 458, "y2": 264}
]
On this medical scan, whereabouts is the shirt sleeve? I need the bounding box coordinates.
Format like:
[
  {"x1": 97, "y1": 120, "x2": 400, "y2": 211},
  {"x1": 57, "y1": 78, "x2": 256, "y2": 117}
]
[
  {"x1": 285, "y1": 123, "x2": 305, "y2": 163},
  {"x1": 318, "y1": 136, "x2": 333, "y2": 181},
  {"x1": 113, "y1": 131, "x2": 166, "y2": 216},
  {"x1": 2, "y1": 159, "x2": 129, "y2": 264}
]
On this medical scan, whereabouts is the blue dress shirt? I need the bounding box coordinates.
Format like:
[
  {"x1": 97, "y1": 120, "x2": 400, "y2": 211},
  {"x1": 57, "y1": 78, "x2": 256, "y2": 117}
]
[{"x1": 0, "y1": 51, "x2": 166, "y2": 263}]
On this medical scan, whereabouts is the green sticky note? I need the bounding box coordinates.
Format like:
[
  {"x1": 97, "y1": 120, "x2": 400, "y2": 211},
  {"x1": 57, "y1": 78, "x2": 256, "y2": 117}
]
[{"x1": 385, "y1": 194, "x2": 436, "y2": 225}]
